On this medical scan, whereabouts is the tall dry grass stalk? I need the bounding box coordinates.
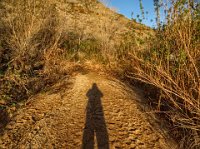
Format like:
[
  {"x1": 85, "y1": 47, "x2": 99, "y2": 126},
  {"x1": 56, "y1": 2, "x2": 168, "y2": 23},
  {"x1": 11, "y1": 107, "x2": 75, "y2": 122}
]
[
  {"x1": 125, "y1": 0, "x2": 200, "y2": 148},
  {"x1": 0, "y1": 0, "x2": 65, "y2": 103}
]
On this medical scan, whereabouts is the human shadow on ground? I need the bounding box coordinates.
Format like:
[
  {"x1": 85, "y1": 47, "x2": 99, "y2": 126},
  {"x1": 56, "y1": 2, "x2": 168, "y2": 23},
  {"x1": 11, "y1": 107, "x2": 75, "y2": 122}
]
[{"x1": 82, "y1": 83, "x2": 109, "y2": 149}]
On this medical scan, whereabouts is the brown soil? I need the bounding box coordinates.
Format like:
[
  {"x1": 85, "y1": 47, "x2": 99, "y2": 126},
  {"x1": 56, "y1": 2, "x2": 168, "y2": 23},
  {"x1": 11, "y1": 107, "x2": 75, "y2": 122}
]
[{"x1": 0, "y1": 72, "x2": 176, "y2": 149}]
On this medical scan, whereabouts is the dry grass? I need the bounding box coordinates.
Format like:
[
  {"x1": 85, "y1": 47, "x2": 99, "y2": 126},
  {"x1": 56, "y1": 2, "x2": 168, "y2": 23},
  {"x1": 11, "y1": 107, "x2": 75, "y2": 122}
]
[
  {"x1": 121, "y1": 2, "x2": 200, "y2": 148},
  {"x1": 0, "y1": 0, "x2": 66, "y2": 104},
  {"x1": 1, "y1": 0, "x2": 199, "y2": 148},
  {"x1": 0, "y1": 0, "x2": 143, "y2": 105}
]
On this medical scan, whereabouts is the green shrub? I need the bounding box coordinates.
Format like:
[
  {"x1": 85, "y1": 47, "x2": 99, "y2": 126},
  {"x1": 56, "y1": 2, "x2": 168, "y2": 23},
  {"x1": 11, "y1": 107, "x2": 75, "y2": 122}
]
[{"x1": 126, "y1": 1, "x2": 200, "y2": 148}]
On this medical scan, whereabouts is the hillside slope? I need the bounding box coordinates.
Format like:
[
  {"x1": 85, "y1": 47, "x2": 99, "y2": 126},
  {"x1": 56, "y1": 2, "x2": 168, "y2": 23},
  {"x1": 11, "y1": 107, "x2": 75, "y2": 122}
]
[
  {"x1": 54, "y1": 0, "x2": 153, "y2": 45},
  {"x1": 0, "y1": 0, "x2": 153, "y2": 106},
  {"x1": 0, "y1": 1, "x2": 180, "y2": 148}
]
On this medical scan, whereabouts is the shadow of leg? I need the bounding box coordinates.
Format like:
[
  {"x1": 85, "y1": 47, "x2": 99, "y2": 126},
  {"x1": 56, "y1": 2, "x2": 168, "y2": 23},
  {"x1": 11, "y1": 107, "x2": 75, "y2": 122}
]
[
  {"x1": 82, "y1": 127, "x2": 95, "y2": 149},
  {"x1": 95, "y1": 116, "x2": 109, "y2": 149},
  {"x1": 82, "y1": 106, "x2": 95, "y2": 149}
]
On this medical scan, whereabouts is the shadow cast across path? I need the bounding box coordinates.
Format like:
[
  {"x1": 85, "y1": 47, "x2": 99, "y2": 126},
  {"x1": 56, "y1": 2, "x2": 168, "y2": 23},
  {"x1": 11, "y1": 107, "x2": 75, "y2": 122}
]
[{"x1": 82, "y1": 83, "x2": 109, "y2": 149}]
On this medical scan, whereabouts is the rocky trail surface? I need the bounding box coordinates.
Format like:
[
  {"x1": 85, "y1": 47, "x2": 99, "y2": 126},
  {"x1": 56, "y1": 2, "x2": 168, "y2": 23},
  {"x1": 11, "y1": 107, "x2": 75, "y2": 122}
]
[{"x1": 0, "y1": 72, "x2": 176, "y2": 149}]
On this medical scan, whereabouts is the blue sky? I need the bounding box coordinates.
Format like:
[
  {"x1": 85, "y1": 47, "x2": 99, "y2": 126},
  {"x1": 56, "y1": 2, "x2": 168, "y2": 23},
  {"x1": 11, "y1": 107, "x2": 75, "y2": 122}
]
[
  {"x1": 103, "y1": 0, "x2": 162, "y2": 28},
  {"x1": 100, "y1": 0, "x2": 200, "y2": 27},
  {"x1": 106, "y1": 0, "x2": 200, "y2": 27}
]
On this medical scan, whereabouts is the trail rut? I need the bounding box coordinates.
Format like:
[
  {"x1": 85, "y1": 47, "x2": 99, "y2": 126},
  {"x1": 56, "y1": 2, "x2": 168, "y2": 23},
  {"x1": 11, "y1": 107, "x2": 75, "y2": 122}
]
[{"x1": 0, "y1": 72, "x2": 175, "y2": 149}]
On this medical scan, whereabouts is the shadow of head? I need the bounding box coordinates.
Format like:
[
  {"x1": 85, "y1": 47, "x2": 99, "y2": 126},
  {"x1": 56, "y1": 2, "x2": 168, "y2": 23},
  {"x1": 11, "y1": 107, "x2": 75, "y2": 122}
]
[{"x1": 86, "y1": 83, "x2": 103, "y2": 99}]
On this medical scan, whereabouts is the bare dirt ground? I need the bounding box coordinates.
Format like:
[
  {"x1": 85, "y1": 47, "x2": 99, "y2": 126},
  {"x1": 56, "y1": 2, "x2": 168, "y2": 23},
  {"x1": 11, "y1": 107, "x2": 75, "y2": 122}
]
[{"x1": 0, "y1": 72, "x2": 176, "y2": 149}]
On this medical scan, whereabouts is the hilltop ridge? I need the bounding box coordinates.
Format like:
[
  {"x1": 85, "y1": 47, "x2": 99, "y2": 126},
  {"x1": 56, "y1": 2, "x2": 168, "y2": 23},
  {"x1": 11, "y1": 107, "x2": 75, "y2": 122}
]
[{"x1": 50, "y1": 0, "x2": 153, "y2": 46}]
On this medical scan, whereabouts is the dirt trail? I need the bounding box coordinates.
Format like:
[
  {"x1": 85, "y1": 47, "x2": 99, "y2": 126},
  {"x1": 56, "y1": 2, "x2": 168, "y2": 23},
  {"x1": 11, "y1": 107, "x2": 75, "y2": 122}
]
[{"x1": 0, "y1": 72, "x2": 175, "y2": 149}]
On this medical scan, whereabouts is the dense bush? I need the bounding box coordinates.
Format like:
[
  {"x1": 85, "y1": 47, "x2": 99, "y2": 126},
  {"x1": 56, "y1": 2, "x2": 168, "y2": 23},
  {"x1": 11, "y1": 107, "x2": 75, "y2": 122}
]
[
  {"x1": 0, "y1": 0, "x2": 65, "y2": 105},
  {"x1": 125, "y1": 1, "x2": 200, "y2": 148}
]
